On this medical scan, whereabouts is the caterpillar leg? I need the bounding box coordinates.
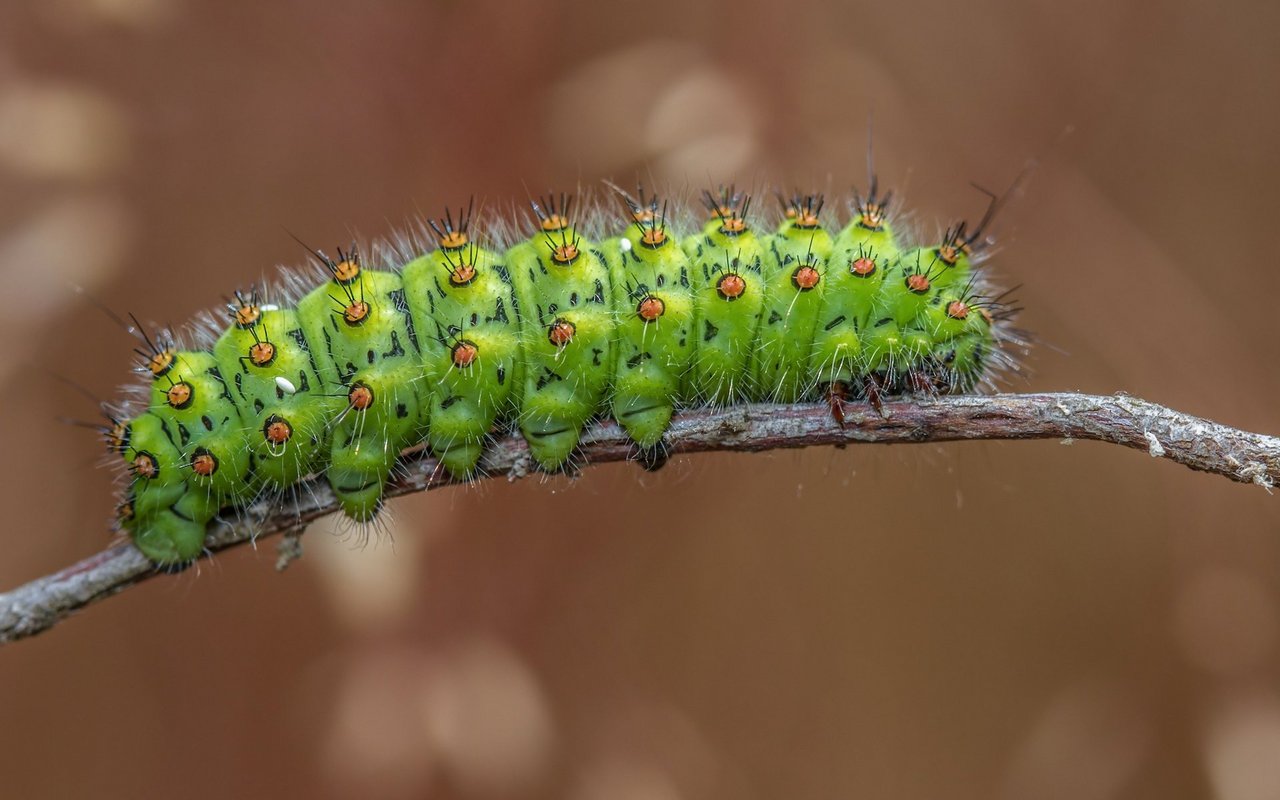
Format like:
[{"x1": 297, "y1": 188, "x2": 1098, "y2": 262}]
[
  {"x1": 431, "y1": 435, "x2": 487, "y2": 481},
  {"x1": 635, "y1": 443, "x2": 669, "y2": 472},
  {"x1": 520, "y1": 414, "x2": 585, "y2": 472},
  {"x1": 425, "y1": 326, "x2": 521, "y2": 480},
  {"x1": 115, "y1": 412, "x2": 220, "y2": 564},
  {"x1": 516, "y1": 310, "x2": 610, "y2": 471},
  {"x1": 863, "y1": 374, "x2": 886, "y2": 418},
  {"x1": 826, "y1": 381, "x2": 850, "y2": 428},
  {"x1": 904, "y1": 367, "x2": 941, "y2": 395},
  {"x1": 326, "y1": 366, "x2": 426, "y2": 521},
  {"x1": 327, "y1": 443, "x2": 396, "y2": 522},
  {"x1": 127, "y1": 486, "x2": 219, "y2": 564},
  {"x1": 613, "y1": 389, "x2": 676, "y2": 450}
]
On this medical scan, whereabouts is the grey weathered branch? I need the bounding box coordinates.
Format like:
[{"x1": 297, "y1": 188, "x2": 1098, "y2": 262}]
[{"x1": 2, "y1": 392, "x2": 1276, "y2": 644}]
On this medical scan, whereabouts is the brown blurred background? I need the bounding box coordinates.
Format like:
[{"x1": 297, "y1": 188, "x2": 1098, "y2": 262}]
[{"x1": 1, "y1": 1, "x2": 1279, "y2": 798}]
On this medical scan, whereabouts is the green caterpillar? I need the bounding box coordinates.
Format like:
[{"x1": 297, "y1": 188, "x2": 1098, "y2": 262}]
[{"x1": 106, "y1": 178, "x2": 1019, "y2": 564}]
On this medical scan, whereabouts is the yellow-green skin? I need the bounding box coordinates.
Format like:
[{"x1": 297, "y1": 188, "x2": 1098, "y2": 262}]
[
  {"x1": 507, "y1": 228, "x2": 616, "y2": 469},
  {"x1": 116, "y1": 412, "x2": 218, "y2": 562},
  {"x1": 808, "y1": 216, "x2": 900, "y2": 385},
  {"x1": 212, "y1": 306, "x2": 338, "y2": 491},
  {"x1": 145, "y1": 351, "x2": 255, "y2": 501},
  {"x1": 603, "y1": 225, "x2": 697, "y2": 448},
  {"x1": 861, "y1": 254, "x2": 936, "y2": 373},
  {"x1": 401, "y1": 244, "x2": 522, "y2": 478},
  {"x1": 682, "y1": 217, "x2": 769, "y2": 403},
  {"x1": 122, "y1": 350, "x2": 253, "y2": 562},
  {"x1": 894, "y1": 241, "x2": 982, "y2": 378},
  {"x1": 116, "y1": 197, "x2": 1006, "y2": 564},
  {"x1": 297, "y1": 268, "x2": 428, "y2": 521},
  {"x1": 927, "y1": 299, "x2": 994, "y2": 387},
  {"x1": 750, "y1": 218, "x2": 835, "y2": 402}
]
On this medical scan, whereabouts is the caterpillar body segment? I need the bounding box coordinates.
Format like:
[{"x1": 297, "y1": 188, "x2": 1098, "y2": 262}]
[
  {"x1": 749, "y1": 198, "x2": 836, "y2": 403},
  {"x1": 682, "y1": 192, "x2": 770, "y2": 404},
  {"x1": 602, "y1": 197, "x2": 698, "y2": 449},
  {"x1": 807, "y1": 232, "x2": 894, "y2": 387},
  {"x1": 928, "y1": 299, "x2": 997, "y2": 392},
  {"x1": 145, "y1": 350, "x2": 257, "y2": 502},
  {"x1": 212, "y1": 303, "x2": 337, "y2": 492},
  {"x1": 401, "y1": 237, "x2": 522, "y2": 479},
  {"x1": 296, "y1": 257, "x2": 429, "y2": 520},
  {"x1": 123, "y1": 482, "x2": 218, "y2": 564},
  {"x1": 115, "y1": 411, "x2": 218, "y2": 562},
  {"x1": 507, "y1": 204, "x2": 617, "y2": 470},
  {"x1": 123, "y1": 348, "x2": 256, "y2": 563},
  {"x1": 939, "y1": 325, "x2": 992, "y2": 389},
  {"x1": 323, "y1": 362, "x2": 426, "y2": 520},
  {"x1": 111, "y1": 179, "x2": 1020, "y2": 564}
]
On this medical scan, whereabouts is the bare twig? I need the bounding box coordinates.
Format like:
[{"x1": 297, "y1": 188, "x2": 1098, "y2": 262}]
[{"x1": 2, "y1": 392, "x2": 1276, "y2": 644}]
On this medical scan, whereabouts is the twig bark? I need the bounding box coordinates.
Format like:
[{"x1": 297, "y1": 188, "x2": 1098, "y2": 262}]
[{"x1": 2, "y1": 392, "x2": 1276, "y2": 644}]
